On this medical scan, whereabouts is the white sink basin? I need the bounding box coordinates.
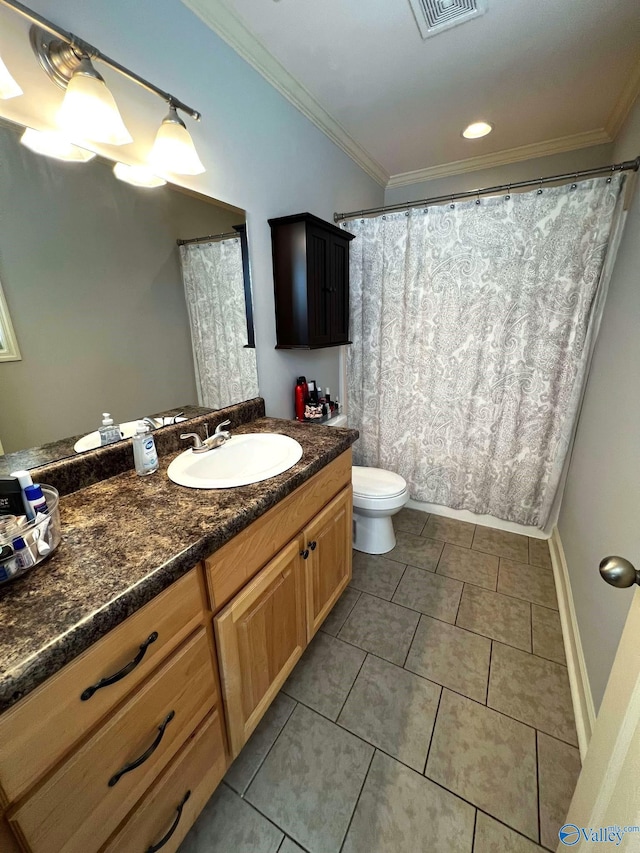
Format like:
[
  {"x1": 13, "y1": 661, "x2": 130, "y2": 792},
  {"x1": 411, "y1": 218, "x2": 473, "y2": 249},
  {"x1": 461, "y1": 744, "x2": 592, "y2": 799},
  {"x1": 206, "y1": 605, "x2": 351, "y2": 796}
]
[
  {"x1": 167, "y1": 433, "x2": 303, "y2": 489},
  {"x1": 74, "y1": 420, "x2": 139, "y2": 453}
]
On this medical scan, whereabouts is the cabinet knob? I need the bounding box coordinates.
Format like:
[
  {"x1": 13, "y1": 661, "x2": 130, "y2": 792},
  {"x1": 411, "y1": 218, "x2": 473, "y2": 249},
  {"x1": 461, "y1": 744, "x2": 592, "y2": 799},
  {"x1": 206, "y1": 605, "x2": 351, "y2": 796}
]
[
  {"x1": 309, "y1": 541, "x2": 317, "y2": 551},
  {"x1": 300, "y1": 549, "x2": 309, "y2": 560}
]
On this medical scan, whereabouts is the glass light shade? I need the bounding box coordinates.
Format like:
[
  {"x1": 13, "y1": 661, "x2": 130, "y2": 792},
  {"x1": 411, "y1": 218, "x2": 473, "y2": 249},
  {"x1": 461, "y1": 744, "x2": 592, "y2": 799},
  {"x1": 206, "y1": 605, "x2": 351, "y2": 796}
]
[
  {"x1": 462, "y1": 121, "x2": 493, "y2": 139},
  {"x1": 113, "y1": 162, "x2": 166, "y2": 188},
  {"x1": 148, "y1": 106, "x2": 205, "y2": 176},
  {"x1": 21, "y1": 127, "x2": 96, "y2": 162},
  {"x1": 0, "y1": 54, "x2": 22, "y2": 100},
  {"x1": 57, "y1": 59, "x2": 132, "y2": 146}
]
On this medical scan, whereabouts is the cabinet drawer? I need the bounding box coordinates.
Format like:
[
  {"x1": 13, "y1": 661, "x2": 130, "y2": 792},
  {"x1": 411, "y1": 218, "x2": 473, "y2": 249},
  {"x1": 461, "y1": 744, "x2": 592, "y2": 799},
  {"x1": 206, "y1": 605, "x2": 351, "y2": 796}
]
[
  {"x1": 206, "y1": 449, "x2": 351, "y2": 612},
  {"x1": 103, "y1": 709, "x2": 227, "y2": 853},
  {"x1": 0, "y1": 568, "x2": 205, "y2": 802},
  {"x1": 11, "y1": 628, "x2": 216, "y2": 853}
]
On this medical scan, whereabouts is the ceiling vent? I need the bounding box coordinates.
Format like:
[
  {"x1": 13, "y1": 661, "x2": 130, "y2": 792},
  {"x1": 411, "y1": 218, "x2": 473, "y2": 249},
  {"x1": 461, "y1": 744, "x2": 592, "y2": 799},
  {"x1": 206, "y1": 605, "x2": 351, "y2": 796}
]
[{"x1": 408, "y1": 0, "x2": 487, "y2": 39}]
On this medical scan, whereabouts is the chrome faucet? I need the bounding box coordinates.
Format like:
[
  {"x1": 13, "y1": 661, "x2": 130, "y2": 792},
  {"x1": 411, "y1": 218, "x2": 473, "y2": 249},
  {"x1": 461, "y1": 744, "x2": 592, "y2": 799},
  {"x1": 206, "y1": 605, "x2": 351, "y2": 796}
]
[{"x1": 180, "y1": 419, "x2": 232, "y2": 454}]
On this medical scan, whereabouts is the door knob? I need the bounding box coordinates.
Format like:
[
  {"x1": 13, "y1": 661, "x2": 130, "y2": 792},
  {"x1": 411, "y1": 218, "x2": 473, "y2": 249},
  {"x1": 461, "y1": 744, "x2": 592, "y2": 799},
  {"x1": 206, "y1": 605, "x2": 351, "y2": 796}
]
[{"x1": 599, "y1": 556, "x2": 640, "y2": 589}]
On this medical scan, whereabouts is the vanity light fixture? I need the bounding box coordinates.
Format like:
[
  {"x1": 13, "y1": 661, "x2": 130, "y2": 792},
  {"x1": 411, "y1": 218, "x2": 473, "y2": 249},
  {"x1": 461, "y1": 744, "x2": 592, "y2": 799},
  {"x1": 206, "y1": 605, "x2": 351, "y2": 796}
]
[
  {"x1": 148, "y1": 103, "x2": 206, "y2": 176},
  {"x1": 57, "y1": 57, "x2": 132, "y2": 146},
  {"x1": 20, "y1": 126, "x2": 96, "y2": 162},
  {"x1": 0, "y1": 1, "x2": 204, "y2": 171},
  {"x1": 462, "y1": 121, "x2": 493, "y2": 139},
  {"x1": 113, "y1": 162, "x2": 166, "y2": 188},
  {"x1": 0, "y1": 52, "x2": 22, "y2": 99}
]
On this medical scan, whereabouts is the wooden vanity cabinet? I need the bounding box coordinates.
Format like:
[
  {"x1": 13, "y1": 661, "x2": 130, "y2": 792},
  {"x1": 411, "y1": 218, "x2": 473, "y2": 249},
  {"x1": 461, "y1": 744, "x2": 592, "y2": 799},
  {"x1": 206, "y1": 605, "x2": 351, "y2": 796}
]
[{"x1": 269, "y1": 213, "x2": 355, "y2": 349}]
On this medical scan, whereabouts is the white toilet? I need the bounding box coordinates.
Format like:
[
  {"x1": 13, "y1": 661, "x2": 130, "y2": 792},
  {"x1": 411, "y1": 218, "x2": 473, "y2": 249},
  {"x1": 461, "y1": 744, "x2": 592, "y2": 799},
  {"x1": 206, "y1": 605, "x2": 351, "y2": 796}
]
[{"x1": 327, "y1": 415, "x2": 409, "y2": 554}]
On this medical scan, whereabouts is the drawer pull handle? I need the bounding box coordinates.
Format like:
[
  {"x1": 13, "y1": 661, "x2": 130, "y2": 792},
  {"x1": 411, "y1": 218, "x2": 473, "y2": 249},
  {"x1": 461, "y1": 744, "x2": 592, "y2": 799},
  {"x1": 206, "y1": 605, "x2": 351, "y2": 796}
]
[
  {"x1": 309, "y1": 541, "x2": 317, "y2": 550},
  {"x1": 81, "y1": 632, "x2": 159, "y2": 701},
  {"x1": 108, "y1": 710, "x2": 175, "y2": 787},
  {"x1": 146, "y1": 790, "x2": 191, "y2": 852},
  {"x1": 300, "y1": 549, "x2": 309, "y2": 560}
]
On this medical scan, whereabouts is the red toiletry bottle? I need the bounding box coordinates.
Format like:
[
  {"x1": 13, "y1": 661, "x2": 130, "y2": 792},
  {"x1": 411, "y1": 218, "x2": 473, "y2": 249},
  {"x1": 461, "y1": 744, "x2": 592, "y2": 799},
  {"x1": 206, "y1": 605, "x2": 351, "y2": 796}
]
[{"x1": 295, "y1": 378, "x2": 305, "y2": 421}]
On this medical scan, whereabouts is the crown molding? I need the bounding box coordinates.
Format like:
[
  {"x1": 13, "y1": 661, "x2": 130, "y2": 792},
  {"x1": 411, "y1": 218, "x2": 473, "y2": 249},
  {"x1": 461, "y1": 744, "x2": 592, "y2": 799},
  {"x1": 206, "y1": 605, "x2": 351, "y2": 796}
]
[
  {"x1": 605, "y1": 55, "x2": 640, "y2": 139},
  {"x1": 182, "y1": 0, "x2": 389, "y2": 187},
  {"x1": 386, "y1": 128, "x2": 614, "y2": 189}
]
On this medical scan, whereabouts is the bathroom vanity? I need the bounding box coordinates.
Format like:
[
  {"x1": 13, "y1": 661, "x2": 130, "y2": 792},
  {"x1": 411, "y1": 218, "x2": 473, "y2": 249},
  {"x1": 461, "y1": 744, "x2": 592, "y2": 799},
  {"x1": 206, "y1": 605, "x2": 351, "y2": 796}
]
[{"x1": 0, "y1": 407, "x2": 357, "y2": 853}]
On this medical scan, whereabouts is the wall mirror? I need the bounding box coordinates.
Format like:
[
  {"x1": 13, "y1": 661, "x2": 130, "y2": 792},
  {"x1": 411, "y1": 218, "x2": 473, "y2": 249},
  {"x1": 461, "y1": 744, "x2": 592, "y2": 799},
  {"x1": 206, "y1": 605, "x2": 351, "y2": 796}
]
[{"x1": 0, "y1": 118, "x2": 258, "y2": 470}]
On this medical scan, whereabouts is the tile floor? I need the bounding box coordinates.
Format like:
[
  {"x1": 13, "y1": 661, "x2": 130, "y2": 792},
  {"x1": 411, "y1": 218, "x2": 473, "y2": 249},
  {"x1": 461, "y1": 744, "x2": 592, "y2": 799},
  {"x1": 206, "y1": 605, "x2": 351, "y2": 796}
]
[{"x1": 180, "y1": 509, "x2": 580, "y2": 853}]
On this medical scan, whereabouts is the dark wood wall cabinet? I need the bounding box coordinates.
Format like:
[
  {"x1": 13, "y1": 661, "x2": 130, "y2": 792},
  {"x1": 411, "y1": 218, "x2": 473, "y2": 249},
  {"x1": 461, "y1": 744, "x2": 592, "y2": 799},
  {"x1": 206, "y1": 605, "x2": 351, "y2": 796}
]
[{"x1": 269, "y1": 213, "x2": 355, "y2": 349}]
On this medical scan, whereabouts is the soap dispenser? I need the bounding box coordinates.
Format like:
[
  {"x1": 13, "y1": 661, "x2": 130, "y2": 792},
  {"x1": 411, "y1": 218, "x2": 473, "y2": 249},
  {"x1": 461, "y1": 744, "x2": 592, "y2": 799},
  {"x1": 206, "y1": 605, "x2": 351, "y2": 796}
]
[
  {"x1": 132, "y1": 421, "x2": 159, "y2": 476},
  {"x1": 99, "y1": 413, "x2": 122, "y2": 446}
]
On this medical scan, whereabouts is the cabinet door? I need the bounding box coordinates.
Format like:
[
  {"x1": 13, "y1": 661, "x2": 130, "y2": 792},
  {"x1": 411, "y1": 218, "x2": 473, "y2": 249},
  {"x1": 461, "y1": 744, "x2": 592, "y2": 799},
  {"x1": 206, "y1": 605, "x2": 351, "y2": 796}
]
[
  {"x1": 215, "y1": 539, "x2": 306, "y2": 757},
  {"x1": 307, "y1": 226, "x2": 332, "y2": 347},
  {"x1": 329, "y1": 235, "x2": 351, "y2": 344},
  {"x1": 303, "y1": 486, "x2": 353, "y2": 641}
]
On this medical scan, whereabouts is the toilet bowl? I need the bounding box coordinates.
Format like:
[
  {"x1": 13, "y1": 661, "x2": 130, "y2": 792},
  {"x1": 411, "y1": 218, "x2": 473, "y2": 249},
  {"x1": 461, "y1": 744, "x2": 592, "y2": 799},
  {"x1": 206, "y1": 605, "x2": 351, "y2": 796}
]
[{"x1": 327, "y1": 415, "x2": 409, "y2": 554}]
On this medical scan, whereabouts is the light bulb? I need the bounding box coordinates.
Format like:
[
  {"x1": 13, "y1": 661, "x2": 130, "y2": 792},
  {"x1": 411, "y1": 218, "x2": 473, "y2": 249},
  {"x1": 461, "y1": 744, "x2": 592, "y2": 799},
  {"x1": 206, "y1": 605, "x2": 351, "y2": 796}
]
[
  {"x1": 113, "y1": 162, "x2": 166, "y2": 188},
  {"x1": 148, "y1": 104, "x2": 205, "y2": 176},
  {"x1": 462, "y1": 121, "x2": 493, "y2": 139},
  {"x1": 0, "y1": 54, "x2": 22, "y2": 100},
  {"x1": 21, "y1": 127, "x2": 96, "y2": 162},
  {"x1": 57, "y1": 57, "x2": 132, "y2": 146}
]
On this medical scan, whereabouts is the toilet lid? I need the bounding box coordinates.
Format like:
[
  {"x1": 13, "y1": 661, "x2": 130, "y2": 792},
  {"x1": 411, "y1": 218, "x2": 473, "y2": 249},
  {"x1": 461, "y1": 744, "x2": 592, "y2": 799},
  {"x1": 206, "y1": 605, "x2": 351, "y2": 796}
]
[{"x1": 352, "y1": 466, "x2": 407, "y2": 498}]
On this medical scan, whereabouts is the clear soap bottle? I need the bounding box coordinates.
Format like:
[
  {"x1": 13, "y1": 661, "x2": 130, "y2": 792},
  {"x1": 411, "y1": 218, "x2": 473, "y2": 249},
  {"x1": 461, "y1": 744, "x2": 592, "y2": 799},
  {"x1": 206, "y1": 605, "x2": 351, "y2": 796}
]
[
  {"x1": 132, "y1": 421, "x2": 159, "y2": 476},
  {"x1": 99, "y1": 413, "x2": 122, "y2": 446}
]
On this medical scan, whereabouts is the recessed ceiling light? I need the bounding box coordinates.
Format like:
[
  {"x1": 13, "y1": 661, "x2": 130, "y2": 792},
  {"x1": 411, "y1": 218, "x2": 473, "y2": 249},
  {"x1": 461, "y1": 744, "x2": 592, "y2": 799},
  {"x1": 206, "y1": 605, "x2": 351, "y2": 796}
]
[{"x1": 462, "y1": 121, "x2": 493, "y2": 139}]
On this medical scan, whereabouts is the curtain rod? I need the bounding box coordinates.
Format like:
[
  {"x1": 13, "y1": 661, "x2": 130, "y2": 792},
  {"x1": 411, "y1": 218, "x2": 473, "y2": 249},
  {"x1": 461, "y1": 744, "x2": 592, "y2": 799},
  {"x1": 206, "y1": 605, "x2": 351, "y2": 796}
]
[
  {"x1": 177, "y1": 231, "x2": 239, "y2": 246},
  {"x1": 334, "y1": 156, "x2": 640, "y2": 222},
  {"x1": 0, "y1": 0, "x2": 201, "y2": 120}
]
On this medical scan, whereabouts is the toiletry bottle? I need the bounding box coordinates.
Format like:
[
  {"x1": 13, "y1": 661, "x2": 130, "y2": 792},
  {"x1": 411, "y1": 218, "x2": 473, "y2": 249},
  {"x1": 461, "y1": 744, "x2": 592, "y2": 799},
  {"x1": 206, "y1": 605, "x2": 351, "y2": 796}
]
[
  {"x1": 10, "y1": 470, "x2": 35, "y2": 520},
  {"x1": 325, "y1": 387, "x2": 331, "y2": 405},
  {"x1": 295, "y1": 378, "x2": 305, "y2": 421},
  {"x1": 12, "y1": 536, "x2": 35, "y2": 571},
  {"x1": 23, "y1": 484, "x2": 48, "y2": 517},
  {"x1": 99, "y1": 413, "x2": 122, "y2": 446},
  {"x1": 308, "y1": 380, "x2": 316, "y2": 404},
  {"x1": 298, "y1": 375, "x2": 308, "y2": 404},
  {"x1": 133, "y1": 421, "x2": 159, "y2": 476}
]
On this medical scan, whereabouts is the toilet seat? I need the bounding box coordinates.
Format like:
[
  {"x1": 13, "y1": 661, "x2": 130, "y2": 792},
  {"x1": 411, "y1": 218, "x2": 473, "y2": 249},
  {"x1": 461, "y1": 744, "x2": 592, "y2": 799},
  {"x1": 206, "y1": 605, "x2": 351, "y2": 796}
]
[{"x1": 352, "y1": 466, "x2": 406, "y2": 499}]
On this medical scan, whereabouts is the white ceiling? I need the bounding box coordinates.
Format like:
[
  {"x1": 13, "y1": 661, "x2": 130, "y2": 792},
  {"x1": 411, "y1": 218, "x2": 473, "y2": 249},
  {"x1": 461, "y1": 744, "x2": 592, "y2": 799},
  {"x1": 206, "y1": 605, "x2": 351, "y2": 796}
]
[{"x1": 185, "y1": 0, "x2": 640, "y2": 185}]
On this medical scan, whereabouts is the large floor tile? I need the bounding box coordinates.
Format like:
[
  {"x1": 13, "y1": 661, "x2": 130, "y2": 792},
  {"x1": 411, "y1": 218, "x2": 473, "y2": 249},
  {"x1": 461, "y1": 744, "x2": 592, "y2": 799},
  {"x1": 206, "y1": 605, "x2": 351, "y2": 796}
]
[
  {"x1": 529, "y1": 537, "x2": 552, "y2": 569},
  {"x1": 422, "y1": 515, "x2": 475, "y2": 548},
  {"x1": 474, "y1": 813, "x2": 548, "y2": 852},
  {"x1": 387, "y1": 530, "x2": 443, "y2": 571},
  {"x1": 405, "y1": 615, "x2": 491, "y2": 703},
  {"x1": 180, "y1": 783, "x2": 283, "y2": 853},
  {"x1": 437, "y1": 544, "x2": 498, "y2": 590},
  {"x1": 393, "y1": 506, "x2": 428, "y2": 535},
  {"x1": 279, "y1": 840, "x2": 305, "y2": 853},
  {"x1": 456, "y1": 584, "x2": 532, "y2": 650},
  {"x1": 426, "y1": 690, "x2": 538, "y2": 841},
  {"x1": 488, "y1": 643, "x2": 577, "y2": 745},
  {"x1": 225, "y1": 693, "x2": 296, "y2": 794},
  {"x1": 472, "y1": 526, "x2": 529, "y2": 562},
  {"x1": 246, "y1": 704, "x2": 373, "y2": 853},
  {"x1": 321, "y1": 586, "x2": 360, "y2": 636},
  {"x1": 532, "y1": 604, "x2": 566, "y2": 664},
  {"x1": 283, "y1": 632, "x2": 365, "y2": 720},
  {"x1": 392, "y1": 565, "x2": 463, "y2": 623},
  {"x1": 498, "y1": 559, "x2": 558, "y2": 609},
  {"x1": 342, "y1": 751, "x2": 475, "y2": 853},
  {"x1": 350, "y1": 552, "x2": 406, "y2": 600},
  {"x1": 338, "y1": 654, "x2": 441, "y2": 771},
  {"x1": 537, "y1": 732, "x2": 581, "y2": 850},
  {"x1": 338, "y1": 593, "x2": 419, "y2": 665}
]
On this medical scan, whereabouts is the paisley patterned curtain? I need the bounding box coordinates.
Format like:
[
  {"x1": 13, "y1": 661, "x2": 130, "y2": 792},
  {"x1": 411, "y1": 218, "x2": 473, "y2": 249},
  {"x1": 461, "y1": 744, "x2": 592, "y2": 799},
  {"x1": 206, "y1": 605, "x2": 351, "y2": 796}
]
[
  {"x1": 179, "y1": 238, "x2": 258, "y2": 410},
  {"x1": 346, "y1": 175, "x2": 626, "y2": 528}
]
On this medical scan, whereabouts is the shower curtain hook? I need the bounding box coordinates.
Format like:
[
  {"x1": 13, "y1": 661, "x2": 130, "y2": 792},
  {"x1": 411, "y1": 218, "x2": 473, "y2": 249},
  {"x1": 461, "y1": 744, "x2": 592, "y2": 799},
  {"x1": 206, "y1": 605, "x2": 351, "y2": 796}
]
[
  {"x1": 449, "y1": 195, "x2": 455, "y2": 209},
  {"x1": 505, "y1": 183, "x2": 511, "y2": 200},
  {"x1": 475, "y1": 189, "x2": 481, "y2": 205},
  {"x1": 571, "y1": 172, "x2": 578, "y2": 190},
  {"x1": 537, "y1": 178, "x2": 543, "y2": 195},
  {"x1": 607, "y1": 165, "x2": 614, "y2": 183}
]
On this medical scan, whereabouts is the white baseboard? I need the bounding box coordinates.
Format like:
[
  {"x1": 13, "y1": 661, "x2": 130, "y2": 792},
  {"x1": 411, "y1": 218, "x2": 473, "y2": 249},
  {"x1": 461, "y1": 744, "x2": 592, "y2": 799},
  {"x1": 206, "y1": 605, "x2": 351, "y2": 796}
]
[
  {"x1": 549, "y1": 527, "x2": 596, "y2": 760},
  {"x1": 406, "y1": 498, "x2": 546, "y2": 539}
]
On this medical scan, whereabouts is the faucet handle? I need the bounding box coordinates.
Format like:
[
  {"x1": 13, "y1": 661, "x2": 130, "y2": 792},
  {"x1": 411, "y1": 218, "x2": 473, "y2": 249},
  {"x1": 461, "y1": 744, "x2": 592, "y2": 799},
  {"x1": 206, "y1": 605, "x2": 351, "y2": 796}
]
[
  {"x1": 214, "y1": 419, "x2": 231, "y2": 435},
  {"x1": 180, "y1": 432, "x2": 203, "y2": 450}
]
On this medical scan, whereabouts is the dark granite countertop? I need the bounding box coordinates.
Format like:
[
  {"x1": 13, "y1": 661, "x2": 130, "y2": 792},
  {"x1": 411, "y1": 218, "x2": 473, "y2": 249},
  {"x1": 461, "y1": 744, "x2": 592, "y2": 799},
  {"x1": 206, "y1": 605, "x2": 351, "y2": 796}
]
[{"x1": 0, "y1": 417, "x2": 358, "y2": 713}]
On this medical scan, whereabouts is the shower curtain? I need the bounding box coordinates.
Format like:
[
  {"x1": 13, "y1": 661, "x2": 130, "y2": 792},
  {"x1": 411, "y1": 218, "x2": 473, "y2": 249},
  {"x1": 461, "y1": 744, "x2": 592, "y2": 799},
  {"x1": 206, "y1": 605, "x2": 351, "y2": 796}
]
[
  {"x1": 179, "y1": 238, "x2": 258, "y2": 410},
  {"x1": 346, "y1": 175, "x2": 626, "y2": 529}
]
